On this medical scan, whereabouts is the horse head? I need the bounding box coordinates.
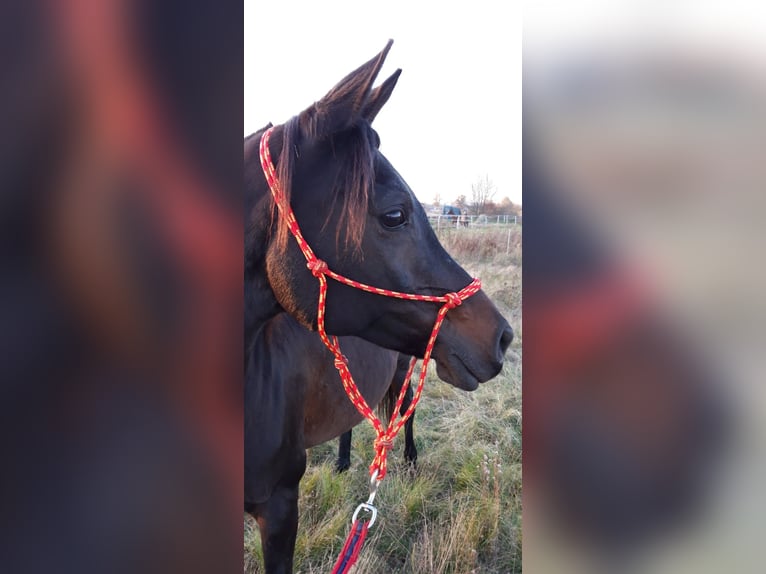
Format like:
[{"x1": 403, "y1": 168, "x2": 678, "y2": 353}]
[{"x1": 245, "y1": 40, "x2": 512, "y2": 390}]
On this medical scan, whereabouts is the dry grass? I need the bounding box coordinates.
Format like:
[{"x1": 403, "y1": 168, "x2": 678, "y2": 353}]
[
  {"x1": 246, "y1": 226, "x2": 522, "y2": 573},
  {"x1": 438, "y1": 226, "x2": 522, "y2": 353}
]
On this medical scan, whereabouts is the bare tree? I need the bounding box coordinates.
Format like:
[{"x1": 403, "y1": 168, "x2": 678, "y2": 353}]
[{"x1": 470, "y1": 174, "x2": 497, "y2": 216}]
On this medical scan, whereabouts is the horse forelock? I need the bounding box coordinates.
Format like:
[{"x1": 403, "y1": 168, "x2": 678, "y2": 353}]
[{"x1": 272, "y1": 113, "x2": 374, "y2": 259}]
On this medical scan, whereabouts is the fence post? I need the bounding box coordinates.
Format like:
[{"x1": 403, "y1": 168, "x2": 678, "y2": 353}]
[{"x1": 506, "y1": 228, "x2": 511, "y2": 254}]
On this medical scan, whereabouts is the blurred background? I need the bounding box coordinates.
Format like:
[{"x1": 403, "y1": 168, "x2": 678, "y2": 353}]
[
  {"x1": 524, "y1": 1, "x2": 765, "y2": 572},
  {"x1": 0, "y1": 2, "x2": 242, "y2": 572}
]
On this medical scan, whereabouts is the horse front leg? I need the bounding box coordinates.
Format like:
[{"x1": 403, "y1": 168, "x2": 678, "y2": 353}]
[
  {"x1": 255, "y1": 482, "x2": 301, "y2": 574},
  {"x1": 336, "y1": 430, "x2": 352, "y2": 472}
]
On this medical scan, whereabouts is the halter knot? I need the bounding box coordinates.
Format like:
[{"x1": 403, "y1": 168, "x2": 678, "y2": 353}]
[
  {"x1": 444, "y1": 292, "x2": 463, "y2": 309},
  {"x1": 333, "y1": 354, "x2": 348, "y2": 370},
  {"x1": 307, "y1": 258, "x2": 328, "y2": 277},
  {"x1": 374, "y1": 435, "x2": 394, "y2": 451}
]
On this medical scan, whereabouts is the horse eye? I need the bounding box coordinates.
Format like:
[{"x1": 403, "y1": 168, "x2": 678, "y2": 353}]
[{"x1": 381, "y1": 209, "x2": 406, "y2": 228}]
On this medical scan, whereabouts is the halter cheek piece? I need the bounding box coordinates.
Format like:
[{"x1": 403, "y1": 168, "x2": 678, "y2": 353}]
[{"x1": 260, "y1": 126, "x2": 480, "y2": 540}]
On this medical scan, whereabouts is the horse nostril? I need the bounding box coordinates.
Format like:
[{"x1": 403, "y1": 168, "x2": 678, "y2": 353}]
[{"x1": 499, "y1": 325, "x2": 514, "y2": 356}]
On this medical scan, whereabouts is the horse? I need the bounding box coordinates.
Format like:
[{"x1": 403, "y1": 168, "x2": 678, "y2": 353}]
[
  {"x1": 254, "y1": 311, "x2": 398, "y2": 454},
  {"x1": 245, "y1": 40, "x2": 513, "y2": 573},
  {"x1": 336, "y1": 353, "x2": 418, "y2": 473}
]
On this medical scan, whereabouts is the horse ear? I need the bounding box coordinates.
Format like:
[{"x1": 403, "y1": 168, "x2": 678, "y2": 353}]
[
  {"x1": 362, "y1": 68, "x2": 401, "y2": 123},
  {"x1": 305, "y1": 40, "x2": 394, "y2": 136}
]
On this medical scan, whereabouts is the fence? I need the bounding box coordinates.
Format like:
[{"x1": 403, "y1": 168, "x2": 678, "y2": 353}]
[{"x1": 428, "y1": 213, "x2": 521, "y2": 229}]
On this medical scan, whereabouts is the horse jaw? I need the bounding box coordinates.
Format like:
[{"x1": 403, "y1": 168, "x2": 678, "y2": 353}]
[{"x1": 432, "y1": 346, "x2": 500, "y2": 391}]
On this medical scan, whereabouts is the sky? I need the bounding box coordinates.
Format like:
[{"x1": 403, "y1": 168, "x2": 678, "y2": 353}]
[{"x1": 243, "y1": 0, "x2": 523, "y2": 205}]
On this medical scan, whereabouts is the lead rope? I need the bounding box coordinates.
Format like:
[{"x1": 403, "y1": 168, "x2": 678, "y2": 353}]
[
  {"x1": 260, "y1": 127, "x2": 481, "y2": 571},
  {"x1": 331, "y1": 513, "x2": 370, "y2": 574}
]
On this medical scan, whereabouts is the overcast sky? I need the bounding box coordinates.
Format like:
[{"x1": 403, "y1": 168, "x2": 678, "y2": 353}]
[{"x1": 244, "y1": 0, "x2": 523, "y2": 205}]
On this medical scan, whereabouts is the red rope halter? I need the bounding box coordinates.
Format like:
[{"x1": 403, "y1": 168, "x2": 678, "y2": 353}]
[
  {"x1": 260, "y1": 127, "x2": 480, "y2": 571},
  {"x1": 260, "y1": 126, "x2": 480, "y2": 482},
  {"x1": 260, "y1": 124, "x2": 481, "y2": 569}
]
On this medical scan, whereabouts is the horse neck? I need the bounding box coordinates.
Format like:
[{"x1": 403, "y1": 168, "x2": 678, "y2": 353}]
[
  {"x1": 244, "y1": 163, "x2": 282, "y2": 350},
  {"x1": 245, "y1": 280, "x2": 279, "y2": 357}
]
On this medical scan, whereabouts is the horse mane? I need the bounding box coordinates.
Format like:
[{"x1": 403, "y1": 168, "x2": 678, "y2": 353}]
[{"x1": 271, "y1": 112, "x2": 373, "y2": 259}]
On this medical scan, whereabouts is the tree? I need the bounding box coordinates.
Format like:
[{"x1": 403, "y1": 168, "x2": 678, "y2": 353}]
[
  {"x1": 454, "y1": 194, "x2": 467, "y2": 211},
  {"x1": 470, "y1": 174, "x2": 497, "y2": 216},
  {"x1": 482, "y1": 200, "x2": 499, "y2": 216},
  {"x1": 498, "y1": 196, "x2": 521, "y2": 216},
  {"x1": 433, "y1": 192, "x2": 441, "y2": 208}
]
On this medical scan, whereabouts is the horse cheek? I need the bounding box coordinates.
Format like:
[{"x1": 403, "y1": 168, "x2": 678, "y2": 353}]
[{"x1": 265, "y1": 248, "x2": 316, "y2": 329}]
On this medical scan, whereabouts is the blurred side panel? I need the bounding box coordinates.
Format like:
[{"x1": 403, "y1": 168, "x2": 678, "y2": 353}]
[
  {"x1": 0, "y1": 1, "x2": 243, "y2": 573},
  {"x1": 523, "y1": 2, "x2": 764, "y2": 572}
]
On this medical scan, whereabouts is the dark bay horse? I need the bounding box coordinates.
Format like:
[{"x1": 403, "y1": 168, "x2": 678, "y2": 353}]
[
  {"x1": 336, "y1": 353, "x2": 418, "y2": 473},
  {"x1": 245, "y1": 41, "x2": 513, "y2": 573},
  {"x1": 252, "y1": 312, "x2": 398, "y2": 457}
]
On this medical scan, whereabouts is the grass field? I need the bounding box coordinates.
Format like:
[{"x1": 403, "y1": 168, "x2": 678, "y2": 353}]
[{"x1": 246, "y1": 226, "x2": 522, "y2": 573}]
